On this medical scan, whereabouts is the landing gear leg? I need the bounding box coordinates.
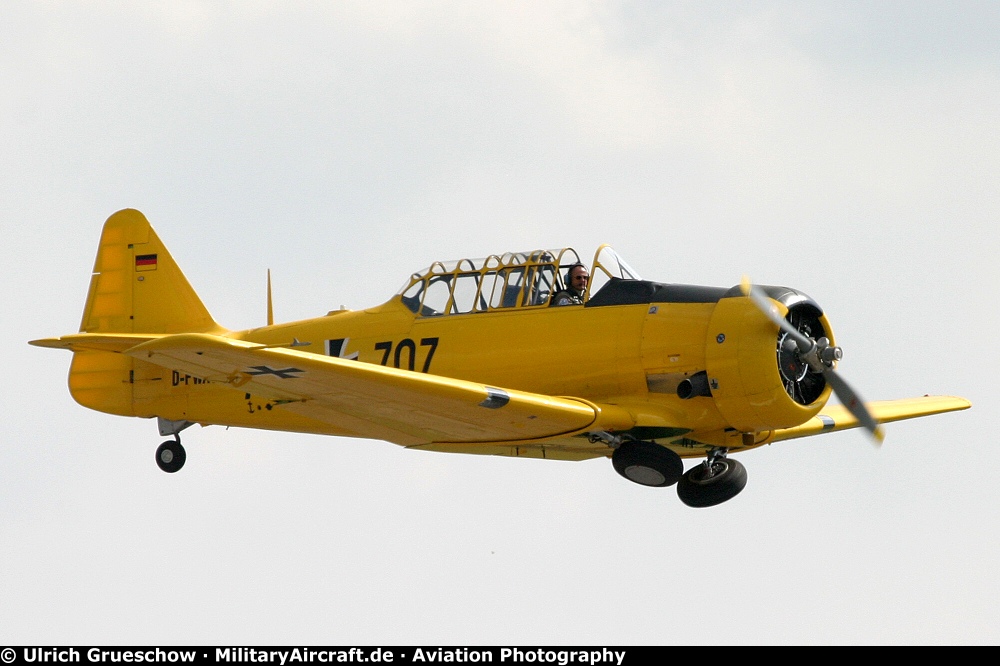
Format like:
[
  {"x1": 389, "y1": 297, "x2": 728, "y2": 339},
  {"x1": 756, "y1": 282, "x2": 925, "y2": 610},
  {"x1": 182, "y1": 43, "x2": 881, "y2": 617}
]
[
  {"x1": 155, "y1": 436, "x2": 186, "y2": 473},
  {"x1": 676, "y1": 447, "x2": 747, "y2": 507}
]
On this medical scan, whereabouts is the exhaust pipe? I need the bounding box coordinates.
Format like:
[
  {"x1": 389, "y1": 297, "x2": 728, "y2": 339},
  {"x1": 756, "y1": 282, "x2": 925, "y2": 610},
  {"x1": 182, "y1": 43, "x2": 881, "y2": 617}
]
[{"x1": 677, "y1": 371, "x2": 711, "y2": 399}]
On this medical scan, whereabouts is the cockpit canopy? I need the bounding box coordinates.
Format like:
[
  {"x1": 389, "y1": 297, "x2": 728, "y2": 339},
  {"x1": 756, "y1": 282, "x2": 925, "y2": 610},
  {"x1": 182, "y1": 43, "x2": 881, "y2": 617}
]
[{"x1": 396, "y1": 245, "x2": 641, "y2": 317}]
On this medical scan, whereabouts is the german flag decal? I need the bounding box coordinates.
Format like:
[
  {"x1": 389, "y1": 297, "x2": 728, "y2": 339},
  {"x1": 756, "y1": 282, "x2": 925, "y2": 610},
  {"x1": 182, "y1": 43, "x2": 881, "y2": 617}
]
[{"x1": 135, "y1": 253, "x2": 158, "y2": 271}]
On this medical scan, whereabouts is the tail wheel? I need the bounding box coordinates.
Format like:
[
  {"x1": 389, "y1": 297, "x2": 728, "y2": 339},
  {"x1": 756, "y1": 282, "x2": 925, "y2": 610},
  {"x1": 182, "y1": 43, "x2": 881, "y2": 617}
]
[
  {"x1": 677, "y1": 457, "x2": 747, "y2": 507},
  {"x1": 612, "y1": 440, "x2": 684, "y2": 487},
  {"x1": 155, "y1": 439, "x2": 186, "y2": 473}
]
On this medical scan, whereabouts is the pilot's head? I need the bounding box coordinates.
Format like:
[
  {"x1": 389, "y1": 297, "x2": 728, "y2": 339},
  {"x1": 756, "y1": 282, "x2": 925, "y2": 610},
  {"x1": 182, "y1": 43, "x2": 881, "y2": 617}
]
[{"x1": 566, "y1": 263, "x2": 589, "y2": 295}]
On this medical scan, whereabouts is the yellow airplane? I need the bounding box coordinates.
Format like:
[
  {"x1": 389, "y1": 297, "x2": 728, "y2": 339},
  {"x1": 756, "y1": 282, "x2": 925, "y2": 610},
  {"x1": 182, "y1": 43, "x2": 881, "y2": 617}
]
[{"x1": 31, "y1": 209, "x2": 970, "y2": 507}]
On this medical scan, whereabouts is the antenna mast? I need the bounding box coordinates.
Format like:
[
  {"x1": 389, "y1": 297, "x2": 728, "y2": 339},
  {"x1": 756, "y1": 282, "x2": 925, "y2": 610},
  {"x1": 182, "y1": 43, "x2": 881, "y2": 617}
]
[{"x1": 266, "y1": 269, "x2": 274, "y2": 326}]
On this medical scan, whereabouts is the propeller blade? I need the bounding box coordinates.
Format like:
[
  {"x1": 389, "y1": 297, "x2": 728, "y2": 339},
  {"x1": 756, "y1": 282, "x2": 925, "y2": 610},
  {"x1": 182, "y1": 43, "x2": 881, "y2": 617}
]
[
  {"x1": 740, "y1": 277, "x2": 814, "y2": 352},
  {"x1": 824, "y1": 370, "x2": 885, "y2": 444},
  {"x1": 739, "y1": 276, "x2": 884, "y2": 444}
]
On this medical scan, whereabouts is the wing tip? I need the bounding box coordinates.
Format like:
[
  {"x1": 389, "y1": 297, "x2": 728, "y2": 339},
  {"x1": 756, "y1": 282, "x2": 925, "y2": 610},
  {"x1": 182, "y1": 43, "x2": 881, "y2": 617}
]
[{"x1": 29, "y1": 337, "x2": 67, "y2": 349}]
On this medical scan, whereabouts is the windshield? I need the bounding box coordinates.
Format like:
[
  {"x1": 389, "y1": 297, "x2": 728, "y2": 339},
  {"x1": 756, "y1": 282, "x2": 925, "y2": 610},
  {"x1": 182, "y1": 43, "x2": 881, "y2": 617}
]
[{"x1": 587, "y1": 244, "x2": 642, "y2": 299}]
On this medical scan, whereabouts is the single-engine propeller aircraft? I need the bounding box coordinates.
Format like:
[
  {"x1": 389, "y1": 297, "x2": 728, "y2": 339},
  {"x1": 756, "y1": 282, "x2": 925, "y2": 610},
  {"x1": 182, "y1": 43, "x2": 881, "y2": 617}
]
[{"x1": 32, "y1": 210, "x2": 970, "y2": 507}]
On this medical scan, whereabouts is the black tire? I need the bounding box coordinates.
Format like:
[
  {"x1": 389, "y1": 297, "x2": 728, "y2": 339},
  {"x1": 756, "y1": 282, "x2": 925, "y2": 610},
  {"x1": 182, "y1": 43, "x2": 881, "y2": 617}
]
[
  {"x1": 612, "y1": 440, "x2": 684, "y2": 487},
  {"x1": 677, "y1": 457, "x2": 747, "y2": 507},
  {"x1": 155, "y1": 440, "x2": 186, "y2": 473}
]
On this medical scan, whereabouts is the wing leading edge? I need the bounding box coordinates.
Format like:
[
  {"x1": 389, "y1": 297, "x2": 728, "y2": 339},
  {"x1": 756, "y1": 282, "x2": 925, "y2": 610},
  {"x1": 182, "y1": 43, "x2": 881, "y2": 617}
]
[{"x1": 124, "y1": 333, "x2": 636, "y2": 447}]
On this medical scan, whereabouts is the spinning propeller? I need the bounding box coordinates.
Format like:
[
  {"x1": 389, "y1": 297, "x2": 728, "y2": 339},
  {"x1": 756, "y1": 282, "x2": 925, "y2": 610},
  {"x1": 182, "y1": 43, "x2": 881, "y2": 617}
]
[{"x1": 740, "y1": 277, "x2": 885, "y2": 444}]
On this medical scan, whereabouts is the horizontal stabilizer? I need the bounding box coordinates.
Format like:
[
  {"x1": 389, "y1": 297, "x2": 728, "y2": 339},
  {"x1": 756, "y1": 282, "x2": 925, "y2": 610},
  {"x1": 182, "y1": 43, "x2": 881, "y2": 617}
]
[{"x1": 29, "y1": 333, "x2": 161, "y2": 353}]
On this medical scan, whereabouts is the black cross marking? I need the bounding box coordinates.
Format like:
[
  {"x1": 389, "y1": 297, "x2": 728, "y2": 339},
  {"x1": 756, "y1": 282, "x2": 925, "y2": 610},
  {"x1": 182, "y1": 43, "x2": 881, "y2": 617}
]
[{"x1": 246, "y1": 366, "x2": 304, "y2": 379}]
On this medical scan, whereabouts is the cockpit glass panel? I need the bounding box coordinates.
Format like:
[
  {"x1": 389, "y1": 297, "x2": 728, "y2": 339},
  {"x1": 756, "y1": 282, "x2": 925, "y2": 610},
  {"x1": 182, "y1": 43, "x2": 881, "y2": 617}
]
[
  {"x1": 421, "y1": 275, "x2": 453, "y2": 316},
  {"x1": 475, "y1": 270, "x2": 498, "y2": 312},
  {"x1": 522, "y1": 263, "x2": 556, "y2": 306},
  {"x1": 490, "y1": 267, "x2": 525, "y2": 309},
  {"x1": 400, "y1": 279, "x2": 423, "y2": 314},
  {"x1": 450, "y1": 273, "x2": 482, "y2": 314}
]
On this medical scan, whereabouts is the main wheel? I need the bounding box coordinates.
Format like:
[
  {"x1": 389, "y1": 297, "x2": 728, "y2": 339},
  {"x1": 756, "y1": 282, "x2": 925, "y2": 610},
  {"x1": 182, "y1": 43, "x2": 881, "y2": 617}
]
[
  {"x1": 677, "y1": 457, "x2": 747, "y2": 507},
  {"x1": 612, "y1": 440, "x2": 684, "y2": 487},
  {"x1": 155, "y1": 440, "x2": 186, "y2": 473}
]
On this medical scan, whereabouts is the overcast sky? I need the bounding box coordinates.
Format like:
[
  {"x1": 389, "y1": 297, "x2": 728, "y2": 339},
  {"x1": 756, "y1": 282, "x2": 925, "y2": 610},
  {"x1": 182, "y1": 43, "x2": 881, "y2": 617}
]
[{"x1": 2, "y1": 1, "x2": 997, "y2": 645}]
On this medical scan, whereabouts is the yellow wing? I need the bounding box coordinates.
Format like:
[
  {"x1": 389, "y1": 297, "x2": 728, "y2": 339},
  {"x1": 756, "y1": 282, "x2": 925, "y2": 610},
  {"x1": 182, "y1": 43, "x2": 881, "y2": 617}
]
[
  {"x1": 768, "y1": 395, "x2": 971, "y2": 442},
  {"x1": 122, "y1": 333, "x2": 635, "y2": 447}
]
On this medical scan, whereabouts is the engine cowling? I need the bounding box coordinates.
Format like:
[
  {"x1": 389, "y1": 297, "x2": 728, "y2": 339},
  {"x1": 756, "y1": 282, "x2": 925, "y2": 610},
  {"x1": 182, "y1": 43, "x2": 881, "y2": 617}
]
[{"x1": 704, "y1": 286, "x2": 834, "y2": 432}]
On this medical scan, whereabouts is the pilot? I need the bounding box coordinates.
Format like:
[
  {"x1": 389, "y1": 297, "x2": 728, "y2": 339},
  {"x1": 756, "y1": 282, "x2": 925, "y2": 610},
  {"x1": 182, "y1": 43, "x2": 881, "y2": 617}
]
[{"x1": 550, "y1": 263, "x2": 589, "y2": 306}]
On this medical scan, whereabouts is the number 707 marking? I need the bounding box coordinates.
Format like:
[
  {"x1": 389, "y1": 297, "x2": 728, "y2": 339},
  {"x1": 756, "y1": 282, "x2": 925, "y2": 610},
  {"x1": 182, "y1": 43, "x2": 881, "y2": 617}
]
[{"x1": 374, "y1": 337, "x2": 439, "y2": 372}]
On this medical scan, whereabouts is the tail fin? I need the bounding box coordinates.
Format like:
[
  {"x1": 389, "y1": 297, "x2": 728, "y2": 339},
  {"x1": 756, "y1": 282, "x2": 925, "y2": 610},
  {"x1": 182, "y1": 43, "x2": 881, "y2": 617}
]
[
  {"x1": 66, "y1": 209, "x2": 225, "y2": 417},
  {"x1": 80, "y1": 209, "x2": 223, "y2": 334}
]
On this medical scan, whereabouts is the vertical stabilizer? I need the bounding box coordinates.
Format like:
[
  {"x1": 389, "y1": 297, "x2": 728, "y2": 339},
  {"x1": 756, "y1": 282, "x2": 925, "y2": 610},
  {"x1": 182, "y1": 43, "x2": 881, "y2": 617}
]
[
  {"x1": 80, "y1": 209, "x2": 222, "y2": 334},
  {"x1": 69, "y1": 209, "x2": 225, "y2": 416}
]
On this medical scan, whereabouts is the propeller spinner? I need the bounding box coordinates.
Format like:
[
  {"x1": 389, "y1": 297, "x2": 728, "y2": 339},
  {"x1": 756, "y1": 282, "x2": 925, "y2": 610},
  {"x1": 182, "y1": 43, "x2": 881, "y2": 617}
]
[{"x1": 740, "y1": 277, "x2": 885, "y2": 443}]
